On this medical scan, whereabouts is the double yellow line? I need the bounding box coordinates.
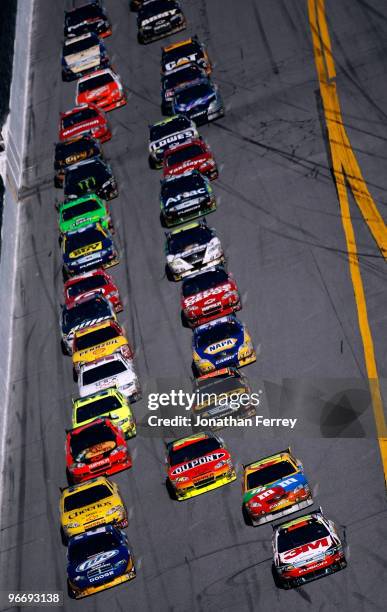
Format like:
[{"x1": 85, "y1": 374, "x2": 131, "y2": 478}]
[{"x1": 308, "y1": 0, "x2": 387, "y2": 481}]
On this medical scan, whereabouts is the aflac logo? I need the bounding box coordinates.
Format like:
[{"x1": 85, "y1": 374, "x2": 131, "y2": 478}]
[
  {"x1": 76, "y1": 549, "x2": 119, "y2": 572},
  {"x1": 205, "y1": 338, "x2": 237, "y2": 355}
]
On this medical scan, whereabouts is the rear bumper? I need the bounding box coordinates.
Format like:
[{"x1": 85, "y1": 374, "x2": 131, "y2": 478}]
[
  {"x1": 248, "y1": 496, "x2": 313, "y2": 526},
  {"x1": 173, "y1": 470, "x2": 236, "y2": 500},
  {"x1": 70, "y1": 456, "x2": 132, "y2": 484},
  {"x1": 138, "y1": 20, "x2": 186, "y2": 44},
  {"x1": 185, "y1": 301, "x2": 241, "y2": 328},
  {"x1": 278, "y1": 555, "x2": 347, "y2": 588}
]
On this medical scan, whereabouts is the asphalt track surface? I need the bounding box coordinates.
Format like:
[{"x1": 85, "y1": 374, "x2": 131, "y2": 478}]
[{"x1": 1, "y1": 1, "x2": 387, "y2": 611}]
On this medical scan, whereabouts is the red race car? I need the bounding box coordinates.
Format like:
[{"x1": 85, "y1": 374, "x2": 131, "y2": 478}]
[
  {"x1": 76, "y1": 69, "x2": 127, "y2": 112},
  {"x1": 163, "y1": 138, "x2": 218, "y2": 180},
  {"x1": 64, "y1": 269, "x2": 123, "y2": 313},
  {"x1": 181, "y1": 266, "x2": 241, "y2": 327},
  {"x1": 59, "y1": 103, "x2": 111, "y2": 143},
  {"x1": 66, "y1": 418, "x2": 132, "y2": 484}
]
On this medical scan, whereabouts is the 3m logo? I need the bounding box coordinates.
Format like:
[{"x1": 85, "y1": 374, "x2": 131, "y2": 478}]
[
  {"x1": 78, "y1": 176, "x2": 97, "y2": 192},
  {"x1": 283, "y1": 537, "x2": 330, "y2": 560}
]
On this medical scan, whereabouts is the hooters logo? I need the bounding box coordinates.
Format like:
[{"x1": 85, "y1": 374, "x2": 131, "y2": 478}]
[
  {"x1": 184, "y1": 283, "x2": 232, "y2": 306},
  {"x1": 282, "y1": 537, "x2": 330, "y2": 561}
]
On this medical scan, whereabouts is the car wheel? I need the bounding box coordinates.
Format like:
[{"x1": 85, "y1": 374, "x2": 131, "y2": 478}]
[
  {"x1": 60, "y1": 526, "x2": 68, "y2": 546},
  {"x1": 72, "y1": 367, "x2": 78, "y2": 382},
  {"x1": 61, "y1": 339, "x2": 69, "y2": 356}
]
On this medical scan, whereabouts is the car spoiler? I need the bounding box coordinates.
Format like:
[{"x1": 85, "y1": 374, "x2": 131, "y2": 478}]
[
  {"x1": 271, "y1": 506, "x2": 324, "y2": 530},
  {"x1": 242, "y1": 447, "x2": 291, "y2": 470}
]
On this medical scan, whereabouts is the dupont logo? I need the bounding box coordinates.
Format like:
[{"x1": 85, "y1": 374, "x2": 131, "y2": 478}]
[{"x1": 171, "y1": 451, "x2": 226, "y2": 475}]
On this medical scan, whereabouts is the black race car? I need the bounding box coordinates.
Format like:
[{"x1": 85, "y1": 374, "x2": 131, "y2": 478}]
[
  {"x1": 161, "y1": 62, "x2": 206, "y2": 115},
  {"x1": 160, "y1": 170, "x2": 216, "y2": 227},
  {"x1": 64, "y1": 158, "x2": 118, "y2": 201},
  {"x1": 54, "y1": 136, "x2": 101, "y2": 188},
  {"x1": 60, "y1": 295, "x2": 115, "y2": 354},
  {"x1": 148, "y1": 114, "x2": 198, "y2": 169},
  {"x1": 137, "y1": 0, "x2": 186, "y2": 44},
  {"x1": 64, "y1": 1, "x2": 112, "y2": 39}
]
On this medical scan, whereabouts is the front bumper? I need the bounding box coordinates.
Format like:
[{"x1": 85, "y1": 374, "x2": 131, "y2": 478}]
[
  {"x1": 278, "y1": 553, "x2": 347, "y2": 588},
  {"x1": 63, "y1": 511, "x2": 128, "y2": 539},
  {"x1": 69, "y1": 559, "x2": 135, "y2": 599},
  {"x1": 162, "y1": 198, "x2": 217, "y2": 228},
  {"x1": 70, "y1": 455, "x2": 132, "y2": 484},
  {"x1": 196, "y1": 348, "x2": 256, "y2": 375},
  {"x1": 173, "y1": 469, "x2": 236, "y2": 500},
  {"x1": 138, "y1": 20, "x2": 186, "y2": 44},
  {"x1": 247, "y1": 496, "x2": 313, "y2": 526},
  {"x1": 64, "y1": 253, "x2": 118, "y2": 276},
  {"x1": 62, "y1": 61, "x2": 108, "y2": 82}
]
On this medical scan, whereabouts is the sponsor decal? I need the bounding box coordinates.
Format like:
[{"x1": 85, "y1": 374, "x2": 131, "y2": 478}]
[
  {"x1": 142, "y1": 9, "x2": 177, "y2": 26},
  {"x1": 70, "y1": 242, "x2": 102, "y2": 258},
  {"x1": 77, "y1": 176, "x2": 97, "y2": 192},
  {"x1": 278, "y1": 477, "x2": 298, "y2": 488},
  {"x1": 84, "y1": 441, "x2": 116, "y2": 459},
  {"x1": 184, "y1": 283, "x2": 232, "y2": 306},
  {"x1": 155, "y1": 130, "x2": 194, "y2": 150},
  {"x1": 282, "y1": 537, "x2": 330, "y2": 561},
  {"x1": 205, "y1": 338, "x2": 237, "y2": 355},
  {"x1": 68, "y1": 500, "x2": 112, "y2": 519},
  {"x1": 166, "y1": 187, "x2": 206, "y2": 206},
  {"x1": 63, "y1": 119, "x2": 100, "y2": 136},
  {"x1": 65, "y1": 152, "x2": 87, "y2": 165},
  {"x1": 76, "y1": 549, "x2": 119, "y2": 572},
  {"x1": 164, "y1": 53, "x2": 198, "y2": 72},
  {"x1": 89, "y1": 570, "x2": 115, "y2": 583},
  {"x1": 171, "y1": 451, "x2": 226, "y2": 475}
]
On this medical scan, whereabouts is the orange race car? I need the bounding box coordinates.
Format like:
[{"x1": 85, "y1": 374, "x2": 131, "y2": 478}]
[{"x1": 76, "y1": 69, "x2": 127, "y2": 112}]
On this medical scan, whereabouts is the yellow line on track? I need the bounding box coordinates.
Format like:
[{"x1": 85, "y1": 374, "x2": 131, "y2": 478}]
[{"x1": 308, "y1": 0, "x2": 387, "y2": 483}]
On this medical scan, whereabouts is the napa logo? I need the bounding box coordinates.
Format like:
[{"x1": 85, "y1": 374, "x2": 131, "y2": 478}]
[
  {"x1": 76, "y1": 549, "x2": 119, "y2": 572},
  {"x1": 205, "y1": 338, "x2": 237, "y2": 355}
]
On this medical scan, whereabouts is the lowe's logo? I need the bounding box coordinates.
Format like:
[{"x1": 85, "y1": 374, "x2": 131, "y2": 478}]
[{"x1": 76, "y1": 549, "x2": 119, "y2": 572}]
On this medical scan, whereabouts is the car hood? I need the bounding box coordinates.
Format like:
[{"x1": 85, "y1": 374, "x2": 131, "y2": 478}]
[
  {"x1": 243, "y1": 472, "x2": 307, "y2": 504},
  {"x1": 278, "y1": 535, "x2": 334, "y2": 565}
]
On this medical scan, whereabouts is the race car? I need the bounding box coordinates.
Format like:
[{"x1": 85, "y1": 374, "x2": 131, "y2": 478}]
[
  {"x1": 192, "y1": 315, "x2": 256, "y2": 375},
  {"x1": 165, "y1": 219, "x2": 224, "y2": 281},
  {"x1": 54, "y1": 136, "x2": 101, "y2": 188},
  {"x1": 78, "y1": 354, "x2": 141, "y2": 403},
  {"x1": 163, "y1": 138, "x2": 218, "y2": 180},
  {"x1": 137, "y1": 0, "x2": 186, "y2": 44},
  {"x1": 72, "y1": 320, "x2": 133, "y2": 374},
  {"x1": 161, "y1": 62, "x2": 206, "y2": 115},
  {"x1": 64, "y1": 269, "x2": 123, "y2": 313},
  {"x1": 60, "y1": 295, "x2": 116, "y2": 355},
  {"x1": 166, "y1": 431, "x2": 236, "y2": 500},
  {"x1": 58, "y1": 194, "x2": 112, "y2": 235},
  {"x1": 192, "y1": 368, "x2": 255, "y2": 425},
  {"x1": 181, "y1": 266, "x2": 241, "y2": 327},
  {"x1": 72, "y1": 388, "x2": 136, "y2": 439},
  {"x1": 64, "y1": 157, "x2": 118, "y2": 201},
  {"x1": 60, "y1": 476, "x2": 128, "y2": 540},
  {"x1": 242, "y1": 448, "x2": 313, "y2": 526},
  {"x1": 161, "y1": 36, "x2": 212, "y2": 75},
  {"x1": 172, "y1": 78, "x2": 224, "y2": 125},
  {"x1": 59, "y1": 104, "x2": 111, "y2": 143},
  {"x1": 61, "y1": 32, "x2": 110, "y2": 82},
  {"x1": 64, "y1": 1, "x2": 112, "y2": 39},
  {"x1": 148, "y1": 114, "x2": 198, "y2": 169},
  {"x1": 66, "y1": 418, "x2": 132, "y2": 484},
  {"x1": 160, "y1": 170, "x2": 216, "y2": 227},
  {"x1": 130, "y1": 0, "x2": 145, "y2": 10},
  {"x1": 272, "y1": 509, "x2": 347, "y2": 589},
  {"x1": 76, "y1": 69, "x2": 127, "y2": 112},
  {"x1": 67, "y1": 525, "x2": 135, "y2": 599},
  {"x1": 62, "y1": 223, "x2": 119, "y2": 279}
]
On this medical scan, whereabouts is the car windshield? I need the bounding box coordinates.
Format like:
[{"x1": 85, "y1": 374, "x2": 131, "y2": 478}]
[
  {"x1": 247, "y1": 460, "x2": 296, "y2": 489},
  {"x1": 196, "y1": 320, "x2": 239, "y2": 348},
  {"x1": 82, "y1": 360, "x2": 127, "y2": 385},
  {"x1": 139, "y1": 0, "x2": 175, "y2": 17},
  {"x1": 69, "y1": 530, "x2": 120, "y2": 564},
  {"x1": 163, "y1": 65, "x2": 203, "y2": 90},
  {"x1": 161, "y1": 173, "x2": 204, "y2": 201},
  {"x1": 63, "y1": 37, "x2": 98, "y2": 56},
  {"x1": 75, "y1": 326, "x2": 119, "y2": 350},
  {"x1": 76, "y1": 394, "x2": 123, "y2": 423},
  {"x1": 79, "y1": 73, "x2": 114, "y2": 93},
  {"x1": 150, "y1": 116, "x2": 190, "y2": 142},
  {"x1": 166, "y1": 144, "x2": 204, "y2": 167},
  {"x1": 62, "y1": 198, "x2": 102, "y2": 222},
  {"x1": 182, "y1": 268, "x2": 228, "y2": 297},
  {"x1": 65, "y1": 5, "x2": 104, "y2": 27},
  {"x1": 65, "y1": 161, "x2": 108, "y2": 195},
  {"x1": 168, "y1": 225, "x2": 212, "y2": 254},
  {"x1": 175, "y1": 82, "x2": 213, "y2": 105},
  {"x1": 65, "y1": 227, "x2": 105, "y2": 253},
  {"x1": 62, "y1": 298, "x2": 110, "y2": 330},
  {"x1": 277, "y1": 520, "x2": 330, "y2": 553},
  {"x1": 62, "y1": 108, "x2": 99, "y2": 129},
  {"x1": 163, "y1": 42, "x2": 201, "y2": 64},
  {"x1": 169, "y1": 436, "x2": 221, "y2": 466},
  {"x1": 64, "y1": 484, "x2": 112, "y2": 512},
  {"x1": 67, "y1": 274, "x2": 108, "y2": 298},
  {"x1": 70, "y1": 421, "x2": 117, "y2": 459}
]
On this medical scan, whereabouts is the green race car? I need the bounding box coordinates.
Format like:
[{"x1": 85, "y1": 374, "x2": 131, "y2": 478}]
[{"x1": 58, "y1": 194, "x2": 112, "y2": 235}]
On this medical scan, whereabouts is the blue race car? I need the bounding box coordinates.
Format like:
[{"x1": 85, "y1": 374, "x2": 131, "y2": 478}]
[
  {"x1": 172, "y1": 78, "x2": 224, "y2": 125},
  {"x1": 62, "y1": 223, "x2": 119, "y2": 279},
  {"x1": 192, "y1": 315, "x2": 256, "y2": 375},
  {"x1": 67, "y1": 525, "x2": 135, "y2": 599}
]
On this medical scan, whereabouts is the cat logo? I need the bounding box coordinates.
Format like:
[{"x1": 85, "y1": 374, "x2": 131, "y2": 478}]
[
  {"x1": 205, "y1": 338, "x2": 237, "y2": 354},
  {"x1": 78, "y1": 176, "x2": 97, "y2": 192},
  {"x1": 164, "y1": 53, "x2": 198, "y2": 73}
]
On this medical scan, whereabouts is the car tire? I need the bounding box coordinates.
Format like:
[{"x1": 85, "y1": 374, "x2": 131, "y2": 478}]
[
  {"x1": 72, "y1": 367, "x2": 78, "y2": 383},
  {"x1": 61, "y1": 340, "x2": 69, "y2": 356},
  {"x1": 148, "y1": 155, "x2": 158, "y2": 170},
  {"x1": 241, "y1": 504, "x2": 253, "y2": 527},
  {"x1": 60, "y1": 526, "x2": 68, "y2": 546}
]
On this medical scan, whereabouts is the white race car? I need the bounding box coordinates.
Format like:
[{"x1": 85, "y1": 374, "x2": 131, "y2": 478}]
[
  {"x1": 78, "y1": 354, "x2": 141, "y2": 402},
  {"x1": 62, "y1": 32, "x2": 109, "y2": 82}
]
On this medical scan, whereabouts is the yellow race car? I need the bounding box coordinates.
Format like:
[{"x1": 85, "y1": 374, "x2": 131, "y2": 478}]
[
  {"x1": 60, "y1": 476, "x2": 128, "y2": 540},
  {"x1": 72, "y1": 388, "x2": 136, "y2": 439},
  {"x1": 72, "y1": 320, "x2": 133, "y2": 374}
]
